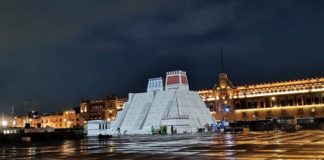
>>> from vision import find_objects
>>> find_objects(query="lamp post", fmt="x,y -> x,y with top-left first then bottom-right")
272,96 -> 279,132
223,105 -> 230,122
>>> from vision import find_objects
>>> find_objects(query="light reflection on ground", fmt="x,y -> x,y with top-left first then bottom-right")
1,130 -> 324,159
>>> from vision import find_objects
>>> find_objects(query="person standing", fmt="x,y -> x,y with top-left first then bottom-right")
117,127 -> 121,137
151,125 -> 155,135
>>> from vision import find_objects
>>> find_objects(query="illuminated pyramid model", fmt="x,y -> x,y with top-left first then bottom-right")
109,70 -> 216,134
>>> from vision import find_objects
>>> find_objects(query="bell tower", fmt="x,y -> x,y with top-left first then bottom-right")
212,47 -> 235,121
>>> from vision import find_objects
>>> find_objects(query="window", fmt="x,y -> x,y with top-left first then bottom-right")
209,105 -> 214,111
314,97 -> 319,104
306,98 -> 312,105
235,103 -> 241,109
272,101 -> 276,107
288,99 -> 294,106
253,102 -> 258,108
247,102 -> 252,108
99,124 -> 102,130
297,98 -> 302,105
260,102 -> 264,108
280,100 -> 286,107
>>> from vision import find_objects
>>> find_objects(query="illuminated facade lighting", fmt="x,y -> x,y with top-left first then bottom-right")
198,74 -> 324,121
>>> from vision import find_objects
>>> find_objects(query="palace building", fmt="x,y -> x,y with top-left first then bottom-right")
198,73 -> 324,125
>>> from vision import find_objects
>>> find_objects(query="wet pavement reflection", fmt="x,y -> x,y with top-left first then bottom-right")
1,130 -> 324,159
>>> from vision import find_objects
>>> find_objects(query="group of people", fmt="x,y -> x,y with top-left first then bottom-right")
116,123 -> 221,136
151,125 -> 177,135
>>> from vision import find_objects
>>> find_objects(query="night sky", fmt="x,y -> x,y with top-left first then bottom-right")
1,0 -> 323,114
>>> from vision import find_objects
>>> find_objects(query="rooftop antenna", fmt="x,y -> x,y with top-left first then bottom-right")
220,46 -> 224,73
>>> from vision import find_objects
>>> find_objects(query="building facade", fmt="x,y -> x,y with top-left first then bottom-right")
8,110 -> 41,128
80,95 -> 125,123
41,108 -> 83,128
198,73 -> 324,123
6,108 -> 83,129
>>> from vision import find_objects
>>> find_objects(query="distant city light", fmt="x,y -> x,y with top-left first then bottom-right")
1,120 -> 8,127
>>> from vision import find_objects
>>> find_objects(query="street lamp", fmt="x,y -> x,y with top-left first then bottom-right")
223,106 -> 230,122
271,96 -> 276,101
271,96 -> 279,132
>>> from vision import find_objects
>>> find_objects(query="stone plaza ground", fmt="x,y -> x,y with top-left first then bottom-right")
1,130 -> 324,159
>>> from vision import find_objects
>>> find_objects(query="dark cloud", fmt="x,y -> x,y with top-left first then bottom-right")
0,0 -> 323,113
